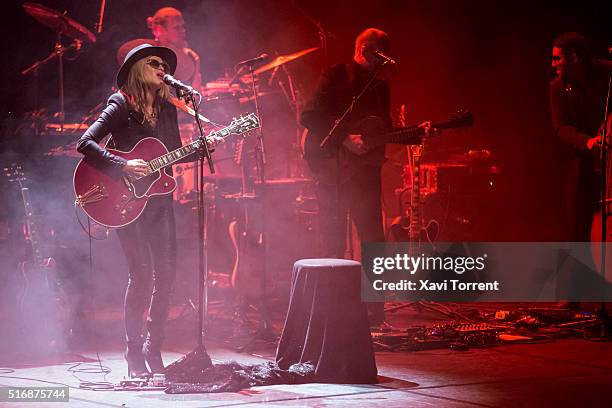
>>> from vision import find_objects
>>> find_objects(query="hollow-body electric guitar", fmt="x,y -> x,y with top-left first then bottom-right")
74,113 -> 260,228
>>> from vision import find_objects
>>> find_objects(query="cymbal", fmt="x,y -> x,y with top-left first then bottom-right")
23,3 -> 96,43
253,47 -> 319,75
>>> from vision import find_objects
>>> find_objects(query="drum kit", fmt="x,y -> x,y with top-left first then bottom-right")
19,2 -> 496,246
17,3 -> 324,335
20,2 -> 318,190
21,3 -> 96,133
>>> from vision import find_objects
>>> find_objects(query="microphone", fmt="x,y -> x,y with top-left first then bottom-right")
374,50 -> 396,65
163,74 -> 200,96
235,53 -> 269,69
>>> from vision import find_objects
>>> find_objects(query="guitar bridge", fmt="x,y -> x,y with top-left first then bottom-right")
76,183 -> 108,206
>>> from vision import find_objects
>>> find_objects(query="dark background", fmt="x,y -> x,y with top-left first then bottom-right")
0,1 -> 610,306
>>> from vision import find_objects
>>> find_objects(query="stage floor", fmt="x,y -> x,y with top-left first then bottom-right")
1,337 -> 611,407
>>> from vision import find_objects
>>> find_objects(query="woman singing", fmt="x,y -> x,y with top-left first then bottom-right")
77,44 -> 185,377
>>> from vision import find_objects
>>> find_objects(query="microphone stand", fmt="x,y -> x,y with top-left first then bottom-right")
21,36 -> 82,133
290,0 -> 335,65
249,66 -> 268,183
165,91 -> 215,375
319,61 -> 390,258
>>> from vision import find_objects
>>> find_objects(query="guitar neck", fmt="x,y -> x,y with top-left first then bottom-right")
384,117 -> 467,145
386,126 -> 424,145
20,186 -> 44,266
148,126 -> 235,172
148,115 -> 258,172
409,150 -> 422,242
148,139 -> 202,172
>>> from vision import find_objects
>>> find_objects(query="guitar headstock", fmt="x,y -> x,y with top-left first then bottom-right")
4,163 -> 26,185
448,110 -> 474,130
229,113 -> 260,136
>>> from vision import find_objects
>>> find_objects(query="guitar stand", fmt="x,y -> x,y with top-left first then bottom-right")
168,298 -> 198,323
234,302 -> 276,353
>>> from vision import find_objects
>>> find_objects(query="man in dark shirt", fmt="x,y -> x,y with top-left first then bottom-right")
550,32 -> 608,241
301,28 -> 393,324
301,28 -> 392,259
302,28 -> 434,324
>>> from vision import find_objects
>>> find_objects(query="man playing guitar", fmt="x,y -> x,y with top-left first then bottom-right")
300,28 -> 434,325
550,32 -> 609,242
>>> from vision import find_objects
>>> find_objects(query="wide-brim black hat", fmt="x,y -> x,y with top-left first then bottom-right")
116,43 -> 177,89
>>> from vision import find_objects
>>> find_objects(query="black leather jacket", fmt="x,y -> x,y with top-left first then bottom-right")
77,92 -> 184,175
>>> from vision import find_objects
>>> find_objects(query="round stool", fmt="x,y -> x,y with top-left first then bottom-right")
275,259 -> 377,383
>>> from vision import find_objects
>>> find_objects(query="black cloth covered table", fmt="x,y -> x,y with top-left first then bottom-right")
275,259 -> 378,383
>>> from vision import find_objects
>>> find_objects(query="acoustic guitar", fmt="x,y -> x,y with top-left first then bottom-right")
301,111 -> 474,185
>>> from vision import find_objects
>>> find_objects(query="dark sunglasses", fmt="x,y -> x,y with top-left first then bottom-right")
146,58 -> 171,73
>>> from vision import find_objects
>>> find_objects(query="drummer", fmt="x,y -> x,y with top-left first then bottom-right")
117,7 -> 201,91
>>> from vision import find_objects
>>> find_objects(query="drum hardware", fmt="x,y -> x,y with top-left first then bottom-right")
21,3 -> 96,133
45,143 -> 80,158
246,48 -> 316,178
252,47 -> 319,75
288,1 -> 335,64
23,3 -> 96,43
44,123 -> 89,132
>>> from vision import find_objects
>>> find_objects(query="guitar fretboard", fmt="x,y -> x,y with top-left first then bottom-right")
387,126 -> 423,144
149,141 -> 201,172
20,187 -> 44,267
147,123 -> 244,172
409,148 -> 423,242
384,116 -> 471,145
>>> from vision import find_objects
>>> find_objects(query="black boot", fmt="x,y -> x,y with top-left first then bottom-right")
125,342 -> 149,378
142,338 -> 165,373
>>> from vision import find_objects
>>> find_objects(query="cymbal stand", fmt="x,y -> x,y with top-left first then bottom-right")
21,35 -> 82,133
290,1 -> 335,64
235,64 -> 274,352
277,63 -> 305,177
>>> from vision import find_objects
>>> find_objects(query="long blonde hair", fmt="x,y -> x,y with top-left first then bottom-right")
121,58 -> 171,118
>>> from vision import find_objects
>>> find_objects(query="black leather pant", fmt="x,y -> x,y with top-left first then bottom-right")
116,196 -> 176,348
